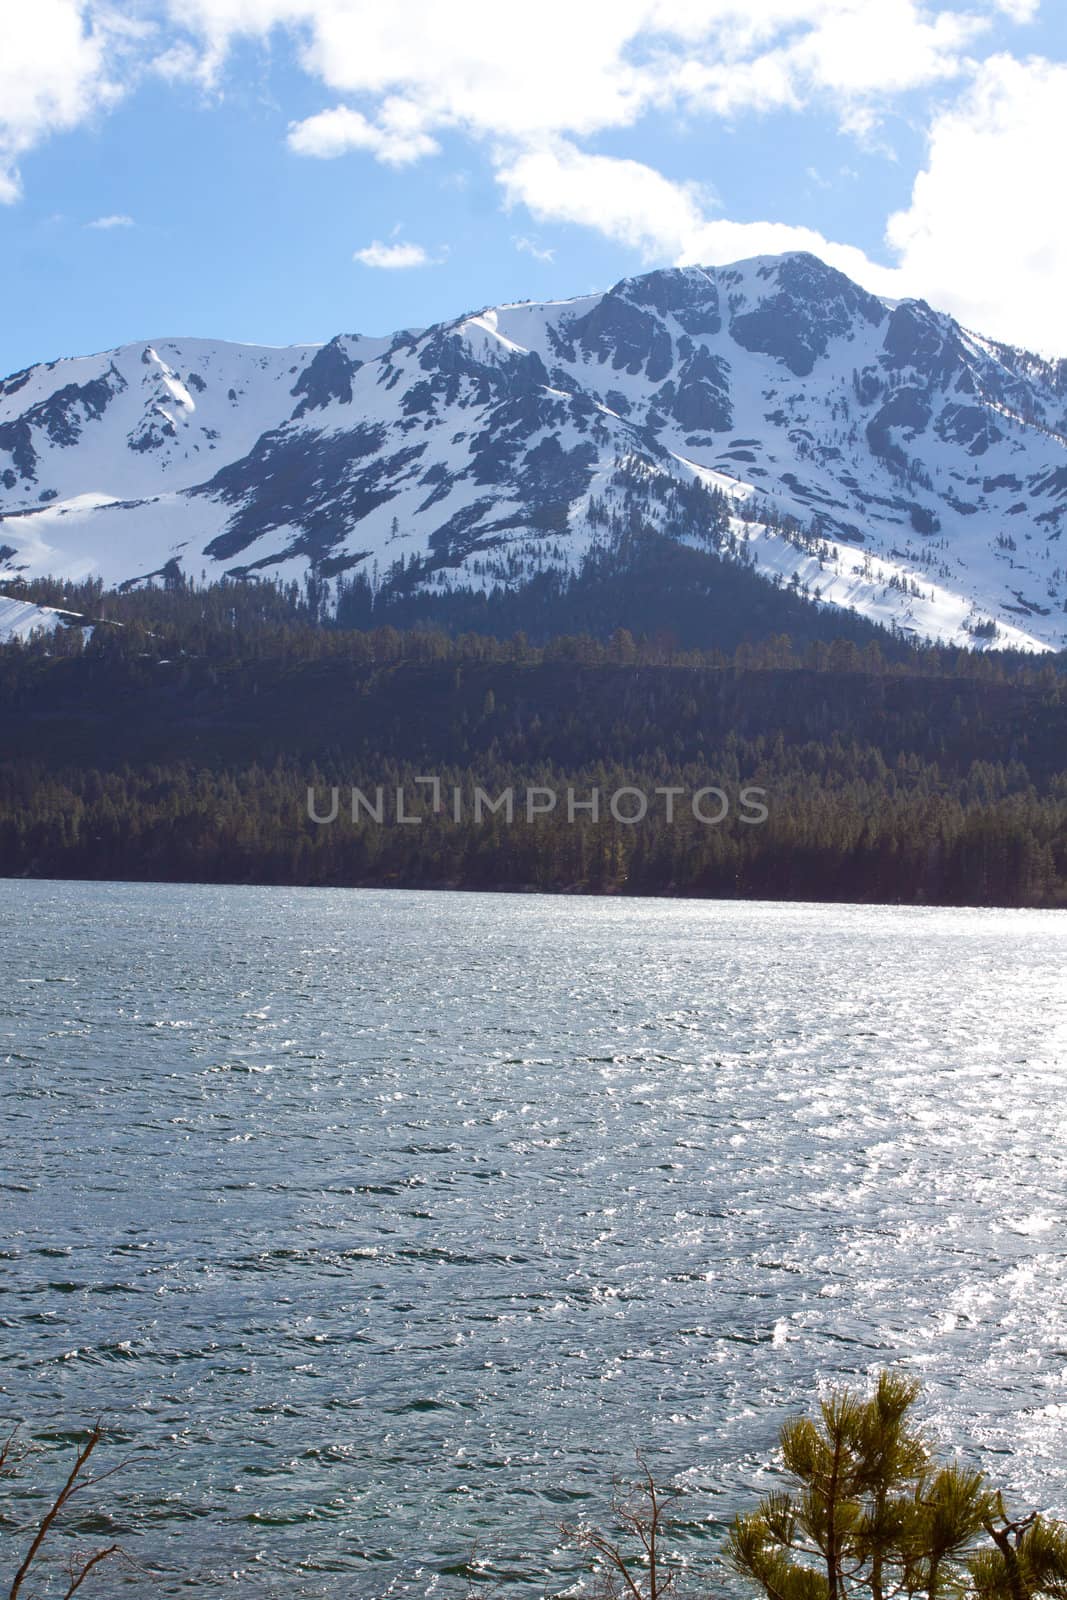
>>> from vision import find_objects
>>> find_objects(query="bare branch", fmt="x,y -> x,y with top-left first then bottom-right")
62,1544 -> 122,1599
6,1425 -> 126,1600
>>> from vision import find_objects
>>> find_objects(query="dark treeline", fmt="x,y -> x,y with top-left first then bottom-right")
4,757 -> 1062,907
1,575 -> 1065,903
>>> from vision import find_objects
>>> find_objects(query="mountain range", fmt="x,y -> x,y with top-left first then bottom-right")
3,251 -> 1067,651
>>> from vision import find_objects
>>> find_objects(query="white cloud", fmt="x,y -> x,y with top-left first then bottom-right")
513,235 -> 556,263
885,53 -> 1067,353
498,142 -> 709,261
991,0 -> 1039,18
86,212 -> 135,228
788,1 -> 986,99
1,1 -> 1040,196
0,0 -> 126,203
287,100 -> 439,166
167,0 -> 1021,149
180,0 -> 653,139
353,238 -> 434,268
664,0 -> 988,125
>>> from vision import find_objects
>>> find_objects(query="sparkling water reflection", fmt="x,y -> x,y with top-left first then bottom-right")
1,882 -> 1065,1596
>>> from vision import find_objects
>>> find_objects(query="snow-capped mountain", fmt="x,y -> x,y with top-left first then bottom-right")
3,252 -> 1067,651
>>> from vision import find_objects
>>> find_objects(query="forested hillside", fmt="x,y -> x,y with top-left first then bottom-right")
2,565 -> 1064,906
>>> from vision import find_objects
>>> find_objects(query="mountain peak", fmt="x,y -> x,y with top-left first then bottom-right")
2,254 -> 1066,652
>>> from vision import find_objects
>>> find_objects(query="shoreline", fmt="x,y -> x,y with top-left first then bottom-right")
3,870 -> 1065,912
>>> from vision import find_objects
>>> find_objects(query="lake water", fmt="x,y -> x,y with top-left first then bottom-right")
2,881 -> 1066,1597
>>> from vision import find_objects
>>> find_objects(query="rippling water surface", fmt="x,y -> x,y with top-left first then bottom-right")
1,881 -> 1066,1596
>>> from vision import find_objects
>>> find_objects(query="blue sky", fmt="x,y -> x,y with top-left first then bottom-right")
2,1 -> 1067,374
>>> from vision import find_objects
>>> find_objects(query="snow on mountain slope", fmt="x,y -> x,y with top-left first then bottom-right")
0,339 -> 315,506
0,594 -> 77,641
3,253 -> 1067,650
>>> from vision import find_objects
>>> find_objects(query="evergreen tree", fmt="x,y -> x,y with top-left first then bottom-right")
729,1374 -> 995,1600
